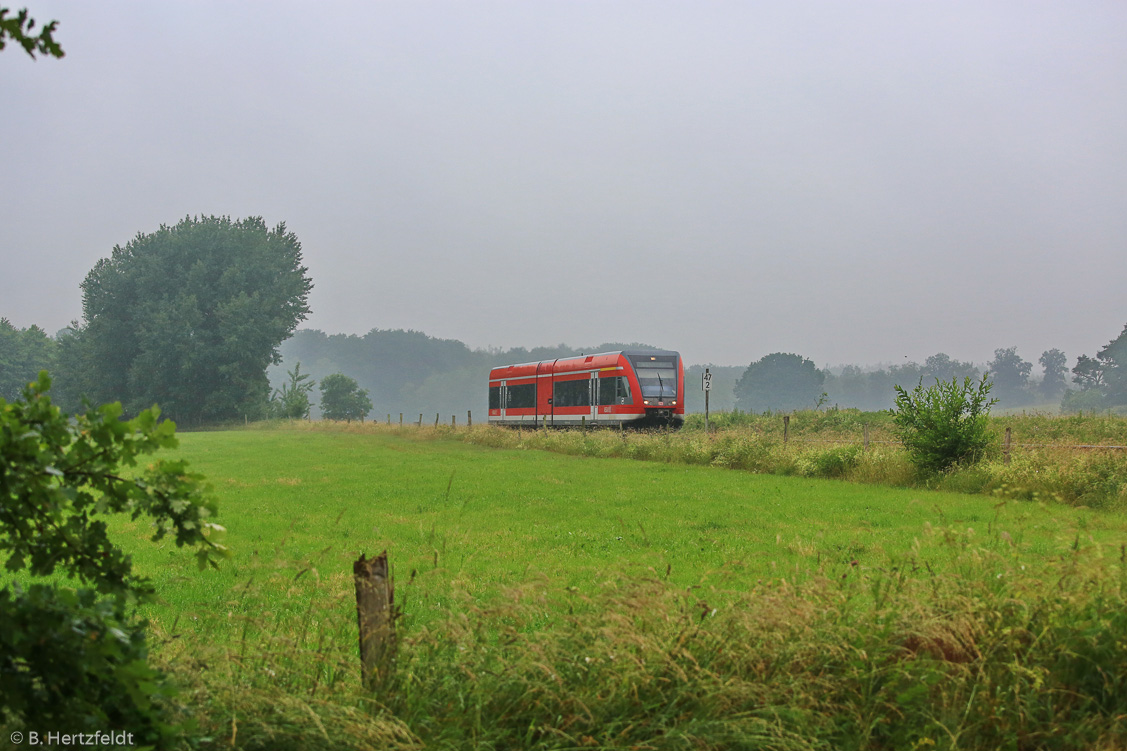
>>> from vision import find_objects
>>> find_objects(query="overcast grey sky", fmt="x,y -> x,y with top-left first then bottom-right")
3,1 -> 1125,368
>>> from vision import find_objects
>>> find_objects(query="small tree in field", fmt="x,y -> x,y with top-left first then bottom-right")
0,372 -> 226,740
269,361 -> 314,419
319,373 -> 372,422
891,375 -> 997,475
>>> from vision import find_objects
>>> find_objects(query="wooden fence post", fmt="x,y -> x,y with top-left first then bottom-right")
435,413 -> 439,427
581,415 -> 586,433
467,410 -> 472,427
418,413 -> 422,427
354,551 -> 396,691
783,415 -> 790,445
452,414 -> 456,427
399,412 -> 403,426
1004,427 -> 1012,466
863,423 -> 870,451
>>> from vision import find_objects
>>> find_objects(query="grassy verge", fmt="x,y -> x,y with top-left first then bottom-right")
449,410 -> 1127,509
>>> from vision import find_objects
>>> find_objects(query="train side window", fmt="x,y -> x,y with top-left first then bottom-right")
506,383 -> 536,408
616,376 -> 632,404
553,378 -> 590,407
489,386 -> 500,409
599,376 -> 631,405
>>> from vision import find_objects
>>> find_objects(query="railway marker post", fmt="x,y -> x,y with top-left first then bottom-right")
702,369 -> 712,432
1004,427 -> 1012,466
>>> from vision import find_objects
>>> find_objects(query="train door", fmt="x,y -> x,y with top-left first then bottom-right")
499,381 -> 507,422
590,372 -> 598,424
538,360 -> 555,427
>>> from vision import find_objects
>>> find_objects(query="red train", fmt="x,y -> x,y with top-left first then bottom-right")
488,349 -> 684,429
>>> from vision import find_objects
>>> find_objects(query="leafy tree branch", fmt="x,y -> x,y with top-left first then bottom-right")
0,372 -> 226,737
0,6 -> 63,59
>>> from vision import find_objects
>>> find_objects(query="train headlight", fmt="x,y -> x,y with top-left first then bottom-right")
672,401 -> 677,405
643,400 -> 650,405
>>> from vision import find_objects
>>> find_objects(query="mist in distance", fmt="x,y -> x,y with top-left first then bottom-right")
2,1 -> 1125,370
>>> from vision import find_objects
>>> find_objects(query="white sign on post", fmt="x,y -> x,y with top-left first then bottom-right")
703,368 -> 712,432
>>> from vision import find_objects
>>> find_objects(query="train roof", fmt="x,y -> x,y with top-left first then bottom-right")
490,349 -> 680,372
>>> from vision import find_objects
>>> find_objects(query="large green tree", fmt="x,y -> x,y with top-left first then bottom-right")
734,352 -> 825,413
72,216 -> 313,424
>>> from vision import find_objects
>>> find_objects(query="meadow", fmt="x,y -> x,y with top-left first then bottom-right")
101,421 -> 1127,749
462,409 -> 1127,509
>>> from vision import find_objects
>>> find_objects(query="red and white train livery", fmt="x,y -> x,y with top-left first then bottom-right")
488,350 -> 684,429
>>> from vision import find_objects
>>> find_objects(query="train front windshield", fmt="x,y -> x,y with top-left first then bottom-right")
629,355 -> 679,399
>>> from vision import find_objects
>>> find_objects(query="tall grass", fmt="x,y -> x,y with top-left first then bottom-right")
120,422 -> 1127,748
163,530 -> 1127,750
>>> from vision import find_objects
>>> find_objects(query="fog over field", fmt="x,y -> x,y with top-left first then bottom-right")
3,1 -> 1126,368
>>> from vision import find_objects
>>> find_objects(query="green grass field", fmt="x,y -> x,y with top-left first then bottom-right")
95,423 -> 1127,749
130,426 -> 1115,628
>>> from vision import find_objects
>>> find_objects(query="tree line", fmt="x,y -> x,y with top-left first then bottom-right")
271,329 -> 660,421
0,213 -> 658,423
3,213 -> 1127,421
722,337 -> 1127,415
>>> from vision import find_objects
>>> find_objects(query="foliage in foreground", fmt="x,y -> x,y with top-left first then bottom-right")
0,6 -> 64,59
166,528 -> 1127,750
0,373 -> 225,741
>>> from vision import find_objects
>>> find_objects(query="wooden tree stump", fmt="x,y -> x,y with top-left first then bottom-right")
354,551 -> 396,690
